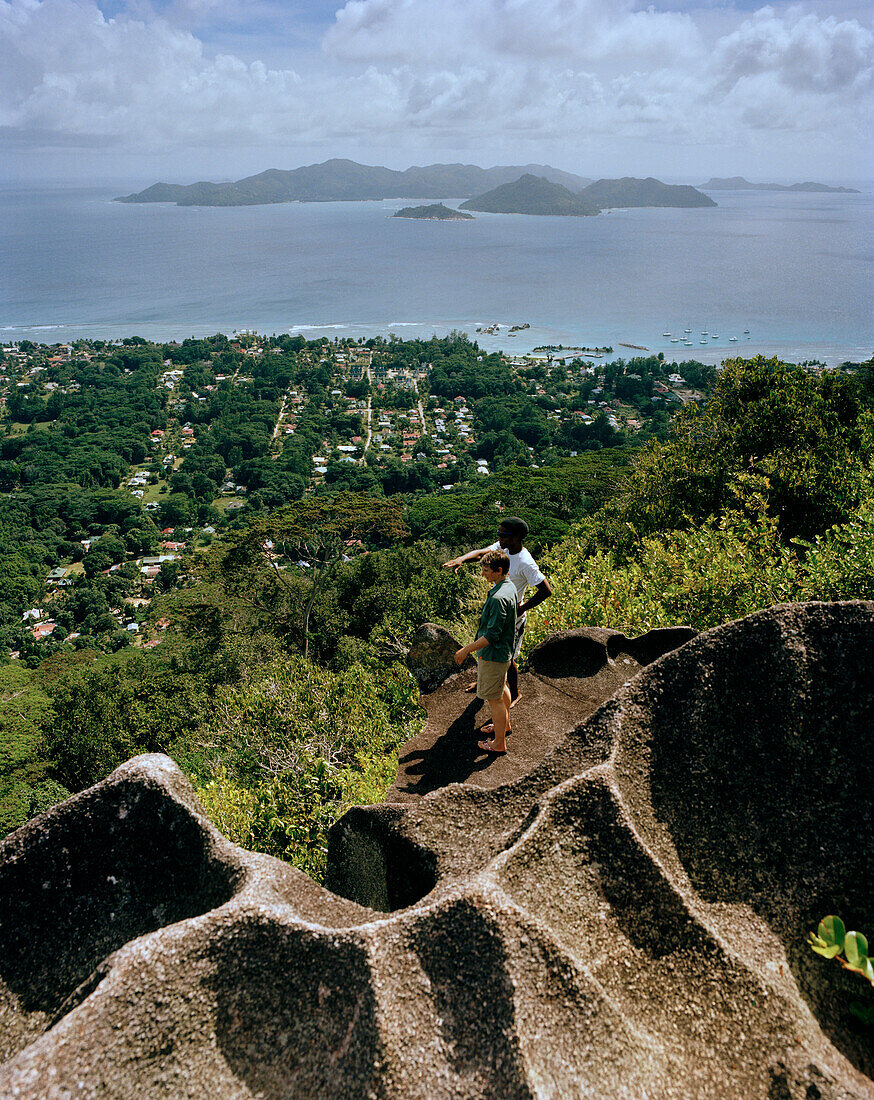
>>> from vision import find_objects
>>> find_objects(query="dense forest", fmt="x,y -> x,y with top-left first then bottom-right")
2,333 -> 872,880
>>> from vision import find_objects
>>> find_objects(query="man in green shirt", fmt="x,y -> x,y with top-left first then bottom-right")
454,549 -> 517,756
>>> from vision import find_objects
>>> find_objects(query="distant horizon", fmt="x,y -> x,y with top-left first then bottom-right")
3,183 -> 870,365
3,160 -> 872,194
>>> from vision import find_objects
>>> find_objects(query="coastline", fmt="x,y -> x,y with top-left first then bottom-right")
2,317 -> 868,368
2,188 -> 871,369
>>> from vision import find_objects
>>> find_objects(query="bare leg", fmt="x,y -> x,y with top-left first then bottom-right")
481,692 -> 509,753
508,660 -> 520,707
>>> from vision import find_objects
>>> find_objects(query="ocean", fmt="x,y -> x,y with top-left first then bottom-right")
1,184 -> 872,365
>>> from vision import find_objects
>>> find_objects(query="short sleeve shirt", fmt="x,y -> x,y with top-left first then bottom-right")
488,543 -> 545,620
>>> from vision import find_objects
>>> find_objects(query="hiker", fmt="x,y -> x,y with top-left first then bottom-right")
444,517 -> 552,706
454,549 -> 517,755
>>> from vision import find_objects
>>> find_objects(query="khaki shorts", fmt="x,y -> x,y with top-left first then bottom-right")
477,659 -> 510,701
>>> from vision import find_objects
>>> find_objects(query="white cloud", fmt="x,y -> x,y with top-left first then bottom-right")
0,0 -> 870,178
323,0 -> 703,66
713,6 -> 873,94
0,0 -> 309,147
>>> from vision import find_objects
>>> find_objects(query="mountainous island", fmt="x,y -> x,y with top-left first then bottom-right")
115,159 -> 717,213
392,203 -> 473,220
701,176 -> 860,194
114,159 -> 592,207
460,174 -> 600,216
582,176 -> 717,208
460,174 -> 715,215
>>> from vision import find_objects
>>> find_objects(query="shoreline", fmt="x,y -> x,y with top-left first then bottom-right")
1,319 -> 869,368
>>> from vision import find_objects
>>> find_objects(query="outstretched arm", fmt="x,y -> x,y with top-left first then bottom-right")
443,545 -> 494,573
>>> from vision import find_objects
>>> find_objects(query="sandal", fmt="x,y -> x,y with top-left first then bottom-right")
479,723 -> 511,737
477,739 -> 507,756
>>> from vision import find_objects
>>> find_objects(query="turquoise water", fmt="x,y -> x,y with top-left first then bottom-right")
1,185 -> 871,365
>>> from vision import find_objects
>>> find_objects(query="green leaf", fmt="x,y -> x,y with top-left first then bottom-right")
845,931 -> 869,969
817,915 -> 846,950
809,938 -> 843,959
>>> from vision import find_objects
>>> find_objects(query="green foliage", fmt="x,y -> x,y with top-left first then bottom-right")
27,613 -> 424,881
39,649 -> 214,790
522,504 -> 794,647
809,915 -> 847,959
0,655 -> 89,837
809,915 -> 874,1025
190,655 -> 423,879
603,357 -> 873,545
330,541 -> 476,658
521,486 -> 874,652
216,492 -> 411,657
405,452 -> 631,552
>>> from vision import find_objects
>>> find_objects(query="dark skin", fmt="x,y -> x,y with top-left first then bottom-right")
443,524 -> 552,705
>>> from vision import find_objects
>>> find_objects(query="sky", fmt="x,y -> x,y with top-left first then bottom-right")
1,0 -> 872,187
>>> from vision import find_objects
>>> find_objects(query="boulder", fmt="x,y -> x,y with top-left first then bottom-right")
405,621 -> 473,692
0,603 -> 871,1098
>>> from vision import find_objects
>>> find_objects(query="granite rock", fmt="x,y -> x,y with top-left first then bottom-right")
0,603 -> 872,1099
405,621 -> 474,692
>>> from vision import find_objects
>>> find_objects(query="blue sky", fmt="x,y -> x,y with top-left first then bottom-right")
1,0 -> 871,185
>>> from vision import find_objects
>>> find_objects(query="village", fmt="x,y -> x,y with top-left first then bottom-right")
0,331 -> 711,653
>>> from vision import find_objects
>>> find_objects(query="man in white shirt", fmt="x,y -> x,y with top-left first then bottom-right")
444,517 -> 552,707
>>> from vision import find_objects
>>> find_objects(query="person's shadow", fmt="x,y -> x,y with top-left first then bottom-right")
394,698 -> 499,795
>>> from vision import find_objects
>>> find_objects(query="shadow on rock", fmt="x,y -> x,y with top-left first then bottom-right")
207,914 -> 379,1100
393,697 -> 500,796
621,603 -> 874,1080
0,757 -> 239,1061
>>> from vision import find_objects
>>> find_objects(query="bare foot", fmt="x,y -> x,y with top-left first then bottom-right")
464,682 -> 477,693
477,739 -> 507,756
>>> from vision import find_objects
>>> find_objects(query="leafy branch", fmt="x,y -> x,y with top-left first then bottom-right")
808,915 -> 874,1025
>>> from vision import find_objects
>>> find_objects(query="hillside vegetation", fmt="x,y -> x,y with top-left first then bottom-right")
3,345 -> 873,882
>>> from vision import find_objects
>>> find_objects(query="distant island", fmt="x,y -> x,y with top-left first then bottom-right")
393,203 -> 473,221
581,177 -> 716,208
115,159 -> 592,207
701,176 -> 860,194
115,160 -> 721,216
460,175 -> 600,216
460,174 -> 715,215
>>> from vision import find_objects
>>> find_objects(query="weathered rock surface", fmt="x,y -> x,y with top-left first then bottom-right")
1,603 -> 872,1098
405,621 -> 475,692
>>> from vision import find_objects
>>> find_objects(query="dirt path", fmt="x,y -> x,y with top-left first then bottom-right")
361,367 -> 373,458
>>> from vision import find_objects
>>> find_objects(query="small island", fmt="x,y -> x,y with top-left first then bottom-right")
700,176 -> 860,194
392,203 -> 473,221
